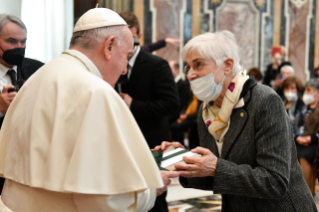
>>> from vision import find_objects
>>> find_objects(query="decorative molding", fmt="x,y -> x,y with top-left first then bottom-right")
134,0 -> 144,45
150,0 -> 157,44
260,0 -> 271,73
192,0 -> 201,37
315,0 -> 319,67
304,0 -> 313,80
291,0 -> 309,8
273,0 -> 282,46
179,1 -> 187,75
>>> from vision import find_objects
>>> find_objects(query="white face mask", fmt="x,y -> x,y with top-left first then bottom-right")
302,94 -> 315,105
284,92 -> 297,102
190,64 -> 225,102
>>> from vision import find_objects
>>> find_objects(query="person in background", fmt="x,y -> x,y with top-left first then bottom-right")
282,76 -> 304,123
247,67 -> 262,83
294,78 -> 319,196
273,65 -> 295,99
117,11 -> 179,212
263,45 -> 291,87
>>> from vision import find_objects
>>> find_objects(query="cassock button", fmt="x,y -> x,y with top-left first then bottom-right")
240,112 -> 244,117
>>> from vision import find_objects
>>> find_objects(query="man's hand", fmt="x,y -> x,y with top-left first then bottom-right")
152,141 -> 186,152
0,85 -> 17,114
156,171 -> 179,196
119,93 -> 133,108
164,38 -> 181,47
175,147 -> 218,177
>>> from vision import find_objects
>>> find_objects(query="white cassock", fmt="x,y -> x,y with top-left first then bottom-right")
0,50 -> 163,212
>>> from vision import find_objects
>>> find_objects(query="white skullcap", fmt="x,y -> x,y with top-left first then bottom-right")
73,8 -> 127,33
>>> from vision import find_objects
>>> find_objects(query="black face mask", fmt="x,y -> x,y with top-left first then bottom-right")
0,46 -> 25,66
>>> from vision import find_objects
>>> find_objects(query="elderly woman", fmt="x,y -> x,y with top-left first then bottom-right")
155,31 -> 316,211
282,76 -> 304,122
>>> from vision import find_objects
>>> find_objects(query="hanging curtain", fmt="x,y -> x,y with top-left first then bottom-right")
21,0 -> 73,63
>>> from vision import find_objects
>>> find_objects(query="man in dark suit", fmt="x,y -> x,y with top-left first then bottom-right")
0,14 -> 43,194
116,11 -> 179,212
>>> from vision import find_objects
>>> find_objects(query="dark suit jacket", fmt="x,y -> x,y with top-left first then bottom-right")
181,79 -> 316,212
0,58 -> 43,128
116,49 -> 179,149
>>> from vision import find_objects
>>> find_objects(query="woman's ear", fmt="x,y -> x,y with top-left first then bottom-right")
103,36 -> 116,60
223,58 -> 234,75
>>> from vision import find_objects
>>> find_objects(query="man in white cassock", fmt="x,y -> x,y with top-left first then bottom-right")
0,8 -> 178,212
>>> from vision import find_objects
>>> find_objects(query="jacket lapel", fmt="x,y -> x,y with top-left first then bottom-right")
129,50 -> 147,82
221,90 -> 251,159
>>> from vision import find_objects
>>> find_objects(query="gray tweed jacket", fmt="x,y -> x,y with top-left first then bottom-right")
180,83 -> 317,212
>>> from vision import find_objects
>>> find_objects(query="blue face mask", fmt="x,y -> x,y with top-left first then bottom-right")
190,63 -> 225,102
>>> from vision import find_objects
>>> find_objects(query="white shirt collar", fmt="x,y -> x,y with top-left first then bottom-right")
128,46 -> 140,68
175,75 -> 181,83
0,63 -> 17,78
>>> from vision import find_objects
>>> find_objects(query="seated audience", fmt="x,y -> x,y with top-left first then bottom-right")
247,67 -> 262,83
282,76 -> 304,123
294,78 -> 319,196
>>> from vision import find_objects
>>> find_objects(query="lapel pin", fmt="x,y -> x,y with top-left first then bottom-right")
240,112 -> 244,117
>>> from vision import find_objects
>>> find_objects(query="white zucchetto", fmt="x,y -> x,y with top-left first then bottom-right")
73,8 -> 127,33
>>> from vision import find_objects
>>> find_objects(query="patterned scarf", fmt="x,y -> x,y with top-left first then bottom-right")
203,70 -> 248,141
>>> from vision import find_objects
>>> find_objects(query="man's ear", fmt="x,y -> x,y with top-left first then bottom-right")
103,35 -> 116,60
138,32 -> 142,40
224,58 -> 234,75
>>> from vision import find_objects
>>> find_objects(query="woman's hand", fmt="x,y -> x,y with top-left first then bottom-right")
175,147 -> 218,177
152,141 -> 186,152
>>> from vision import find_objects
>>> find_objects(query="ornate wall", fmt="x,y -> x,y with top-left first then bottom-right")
101,0 -> 319,83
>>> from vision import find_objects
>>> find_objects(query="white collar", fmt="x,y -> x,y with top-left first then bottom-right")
175,75 -> 181,83
128,46 -> 140,68
0,63 -> 17,78
66,50 -> 102,79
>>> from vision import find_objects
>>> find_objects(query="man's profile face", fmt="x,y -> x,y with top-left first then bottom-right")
108,27 -> 133,87
0,21 -> 27,67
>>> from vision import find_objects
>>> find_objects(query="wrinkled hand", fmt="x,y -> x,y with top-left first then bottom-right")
175,147 -> 218,178
119,93 -> 132,108
156,171 -> 179,196
164,38 -> 181,47
0,85 -> 17,114
152,141 -> 186,152
296,136 -> 311,146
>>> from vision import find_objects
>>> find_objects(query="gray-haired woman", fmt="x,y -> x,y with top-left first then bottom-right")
155,31 -> 316,211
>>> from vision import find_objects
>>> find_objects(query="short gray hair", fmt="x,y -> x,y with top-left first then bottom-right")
181,30 -> 241,75
70,25 -> 128,50
280,65 -> 294,75
0,14 -> 27,35
306,78 -> 319,91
